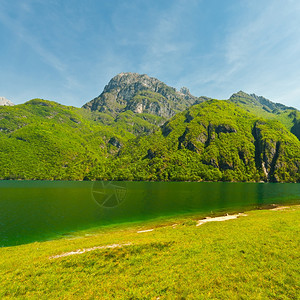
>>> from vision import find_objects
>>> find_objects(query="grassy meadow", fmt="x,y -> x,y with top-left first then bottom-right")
0,205 -> 299,299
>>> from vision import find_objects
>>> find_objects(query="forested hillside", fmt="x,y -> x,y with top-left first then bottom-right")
1,73 -> 299,182
229,91 -> 300,140
87,101 -> 300,182
0,99 -> 133,180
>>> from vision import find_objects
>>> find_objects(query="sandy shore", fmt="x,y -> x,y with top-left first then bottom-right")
196,213 -> 247,226
49,204 -> 299,259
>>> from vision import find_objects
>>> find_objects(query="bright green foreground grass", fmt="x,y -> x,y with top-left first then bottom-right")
0,206 -> 299,299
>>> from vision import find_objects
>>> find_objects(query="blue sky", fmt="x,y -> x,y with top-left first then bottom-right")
1,0 -> 300,109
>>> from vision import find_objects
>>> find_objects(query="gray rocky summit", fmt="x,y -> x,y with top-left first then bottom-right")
83,72 -> 199,118
0,97 -> 14,106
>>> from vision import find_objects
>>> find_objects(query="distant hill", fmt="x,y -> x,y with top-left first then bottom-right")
228,91 -> 300,140
229,91 -> 296,113
0,97 -> 14,106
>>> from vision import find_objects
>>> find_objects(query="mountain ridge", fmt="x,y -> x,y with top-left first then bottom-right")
229,91 -> 297,112
228,90 -> 300,140
87,100 -> 300,182
1,73 -> 299,182
81,72 -> 300,139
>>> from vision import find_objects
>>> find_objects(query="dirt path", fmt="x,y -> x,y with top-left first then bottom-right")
49,243 -> 131,259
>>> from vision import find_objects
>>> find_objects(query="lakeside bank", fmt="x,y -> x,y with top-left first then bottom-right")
0,204 -> 299,299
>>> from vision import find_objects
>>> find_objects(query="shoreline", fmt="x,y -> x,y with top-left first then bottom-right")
1,202 -> 299,249
47,203 -> 300,259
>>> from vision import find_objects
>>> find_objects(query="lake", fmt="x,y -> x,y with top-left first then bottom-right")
0,181 -> 299,247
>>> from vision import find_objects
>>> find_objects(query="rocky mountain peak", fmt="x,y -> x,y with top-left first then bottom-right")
101,72 -> 170,101
104,72 -> 153,90
0,97 -> 14,106
179,87 -> 190,95
178,87 -> 194,99
83,72 -> 199,118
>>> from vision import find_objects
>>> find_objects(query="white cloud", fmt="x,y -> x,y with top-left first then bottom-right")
221,1 -> 300,107
1,0 -> 300,109
1,2 -> 89,84
177,1 -> 300,108
137,0 -> 197,78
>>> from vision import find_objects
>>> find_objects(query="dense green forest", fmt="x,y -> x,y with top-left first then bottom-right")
1,73 -> 299,182
87,100 -> 300,182
0,99 -> 133,180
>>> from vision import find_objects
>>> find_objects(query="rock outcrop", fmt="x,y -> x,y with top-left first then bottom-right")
83,72 -> 199,118
0,97 -> 14,106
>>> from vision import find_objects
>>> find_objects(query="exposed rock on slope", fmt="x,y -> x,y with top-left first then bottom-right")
1,73 -> 300,182
83,72 -> 199,118
0,97 -> 14,106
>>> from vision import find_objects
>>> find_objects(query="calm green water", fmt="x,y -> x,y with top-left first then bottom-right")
0,181 -> 299,247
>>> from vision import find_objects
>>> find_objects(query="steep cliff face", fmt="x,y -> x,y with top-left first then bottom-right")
82,74 -> 300,142
252,122 -> 281,181
83,72 -> 199,118
125,90 -> 175,118
290,111 -> 300,140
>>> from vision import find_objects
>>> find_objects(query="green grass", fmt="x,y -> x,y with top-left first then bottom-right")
228,91 -> 300,139
0,205 -> 299,299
